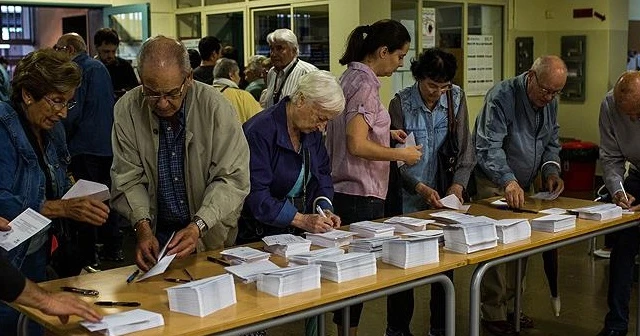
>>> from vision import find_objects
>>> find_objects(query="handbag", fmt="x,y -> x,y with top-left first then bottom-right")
435,90 -> 459,196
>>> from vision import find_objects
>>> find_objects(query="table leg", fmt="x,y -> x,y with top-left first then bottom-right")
470,263 -> 490,336
318,313 -> 325,336
443,273 -> 456,336
342,306 -> 350,336
514,258 -> 522,332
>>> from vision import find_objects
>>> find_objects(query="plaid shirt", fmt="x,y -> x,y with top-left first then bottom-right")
157,105 -> 190,229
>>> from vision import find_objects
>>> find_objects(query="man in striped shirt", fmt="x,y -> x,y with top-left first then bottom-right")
260,28 -> 317,108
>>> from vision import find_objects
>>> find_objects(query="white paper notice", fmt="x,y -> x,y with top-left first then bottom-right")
395,132 -> 416,168
0,208 -> 51,251
62,179 -> 110,202
137,232 -> 176,282
440,194 -> 471,212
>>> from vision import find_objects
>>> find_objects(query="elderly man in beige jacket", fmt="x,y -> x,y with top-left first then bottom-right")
110,35 -> 250,271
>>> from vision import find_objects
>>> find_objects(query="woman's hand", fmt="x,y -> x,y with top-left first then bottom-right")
390,130 -> 408,143
402,145 -> 423,165
291,213 -> 334,233
416,183 -> 443,208
43,197 -> 110,226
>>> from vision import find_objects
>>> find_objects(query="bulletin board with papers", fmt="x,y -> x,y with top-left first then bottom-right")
466,35 -> 494,96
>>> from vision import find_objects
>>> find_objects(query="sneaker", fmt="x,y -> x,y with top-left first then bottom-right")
594,248 -> 612,258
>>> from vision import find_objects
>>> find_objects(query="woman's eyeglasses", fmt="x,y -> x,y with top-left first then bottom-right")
43,96 -> 76,111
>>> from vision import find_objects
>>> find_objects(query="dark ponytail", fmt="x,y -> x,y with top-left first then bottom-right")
339,19 -> 410,65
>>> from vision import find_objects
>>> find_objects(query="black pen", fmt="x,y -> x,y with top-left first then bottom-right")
61,286 -> 99,297
95,301 -> 141,307
207,256 -> 231,266
183,268 -> 195,281
126,269 -> 140,284
497,205 -> 538,214
164,277 -> 190,284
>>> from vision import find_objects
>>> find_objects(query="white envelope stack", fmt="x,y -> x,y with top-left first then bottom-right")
494,219 -> 531,244
571,203 -> 623,221
305,230 -> 357,247
220,246 -> 271,264
530,214 -> 576,233
349,236 -> 400,258
288,247 -> 345,266
166,274 -> 236,317
431,211 -> 497,254
382,233 -> 441,269
80,309 -> 164,336
257,265 -> 321,297
262,234 -> 312,257
383,216 -> 434,233
316,252 -> 377,283
349,221 -> 395,238
225,260 -> 280,283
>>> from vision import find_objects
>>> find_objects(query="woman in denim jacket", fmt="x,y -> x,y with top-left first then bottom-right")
0,49 -> 110,336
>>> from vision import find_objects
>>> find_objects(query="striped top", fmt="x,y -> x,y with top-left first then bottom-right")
260,58 -> 317,108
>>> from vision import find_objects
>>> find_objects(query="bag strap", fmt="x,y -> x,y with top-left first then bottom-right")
301,147 -> 310,213
446,90 -> 456,135
220,85 -> 230,92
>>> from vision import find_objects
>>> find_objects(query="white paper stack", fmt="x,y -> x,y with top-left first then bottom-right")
571,203 -> 623,221
432,212 -> 497,254
262,234 -> 312,257
257,265 -> 321,297
349,221 -> 395,238
220,246 -> 271,265
382,235 -> 440,269
288,247 -> 345,266
429,210 -> 480,224
80,309 -> 164,336
349,236 -> 400,258
166,274 -> 236,317
383,216 -> 434,233
316,252 -> 377,283
305,230 -> 357,247
494,219 -> 531,244
224,259 -> 280,283
530,214 -> 576,233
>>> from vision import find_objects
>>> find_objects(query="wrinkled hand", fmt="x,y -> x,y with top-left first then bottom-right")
402,145 -> 423,165
446,183 -> 465,203
166,223 -> 199,258
390,129 -> 408,143
613,190 -> 639,210
134,222 -> 159,271
63,197 -> 110,226
41,292 -> 102,324
417,183 -> 443,208
504,180 -> 525,209
323,210 -> 341,228
292,213 -> 334,233
0,216 -> 10,231
545,175 -> 565,195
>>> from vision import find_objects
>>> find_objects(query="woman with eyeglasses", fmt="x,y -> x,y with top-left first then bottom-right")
0,49 -> 109,336
384,48 -> 475,336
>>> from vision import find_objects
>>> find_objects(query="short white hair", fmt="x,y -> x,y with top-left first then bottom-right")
213,58 -> 239,79
291,70 -> 345,115
267,28 -> 299,56
246,55 -> 267,73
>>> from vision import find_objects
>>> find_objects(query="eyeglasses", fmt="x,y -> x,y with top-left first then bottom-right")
532,72 -> 563,97
422,79 -> 452,93
43,96 -> 76,111
141,76 -> 188,102
53,45 -> 67,51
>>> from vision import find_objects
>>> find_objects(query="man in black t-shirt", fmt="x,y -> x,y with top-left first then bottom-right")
94,28 -> 139,100
193,36 -> 221,85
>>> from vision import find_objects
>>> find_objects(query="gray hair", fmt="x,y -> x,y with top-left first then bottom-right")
531,55 -> 567,79
137,35 -> 191,77
291,70 -> 345,115
267,28 -> 299,56
213,58 -> 239,80
246,55 -> 267,73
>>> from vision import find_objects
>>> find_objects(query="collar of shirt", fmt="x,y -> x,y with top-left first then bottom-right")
276,57 -> 299,75
347,62 -> 381,88
213,78 -> 239,89
158,103 -> 186,127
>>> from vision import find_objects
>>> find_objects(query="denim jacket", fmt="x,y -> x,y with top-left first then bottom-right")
0,102 -> 71,266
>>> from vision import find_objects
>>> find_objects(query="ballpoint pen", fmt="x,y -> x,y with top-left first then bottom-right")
620,181 -> 630,202
207,255 -> 231,266
60,286 -> 99,297
95,301 -> 141,307
126,269 -> 140,284
316,205 -> 328,218
183,268 -> 195,281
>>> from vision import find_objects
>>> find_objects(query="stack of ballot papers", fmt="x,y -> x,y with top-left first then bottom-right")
571,203 -> 623,221
431,212 -> 497,254
429,210 -> 480,224
305,230 -> 357,247
383,216 -> 434,233
137,232 -> 176,282
494,219 -> 531,244
225,259 -> 280,283
349,236 -> 400,258
62,179 -> 110,202
440,194 -> 471,212
220,246 -> 271,264
382,234 -> 440,269
257,265 -> 321,297
530,214 -> 576,233
80,309 -> 164,336
262,234 -> 312,257
316,252 -> 377,283
166,274 -> 236,317
288,247 -> 345,266
349,221 -> 395,238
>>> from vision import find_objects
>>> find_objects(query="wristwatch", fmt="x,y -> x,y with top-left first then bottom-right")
194,217 -> 208,238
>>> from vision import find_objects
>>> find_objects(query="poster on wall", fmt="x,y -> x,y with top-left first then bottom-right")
467,35 -> 494,96
422,8 -> 436,49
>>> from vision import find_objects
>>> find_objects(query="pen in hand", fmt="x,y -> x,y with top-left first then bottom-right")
620,181 -> 630,203
316,205 -> 328,218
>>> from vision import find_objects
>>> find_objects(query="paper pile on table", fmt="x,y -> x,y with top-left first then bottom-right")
349,236 -> 400,258
166,274 -> 236,317
316,252 -> 377,283
262,234 -> 312,257
224,260 -> 280,283
257,265 -> 321,297
530,214 -> 576,233
288,247 -> 345,266
80,309 -> 164,336
571,203 -> 623,221
349,221 -> 395,238
383,216 -> 434,233
305,230 -> 357,247
494,219 -> 531,244
220,246 -> 271,265
431,211 -> 497,254
382,233 -> 441,269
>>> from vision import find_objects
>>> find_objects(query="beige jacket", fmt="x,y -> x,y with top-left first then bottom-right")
110,81 -> 250,250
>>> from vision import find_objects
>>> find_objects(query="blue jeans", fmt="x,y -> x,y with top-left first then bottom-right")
604,171 -> 640,331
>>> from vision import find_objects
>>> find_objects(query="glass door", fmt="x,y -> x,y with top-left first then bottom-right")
293,5 -> 329,70
251,7 -> 290,57
103,4 -> 150,64
207,11 -> 244,67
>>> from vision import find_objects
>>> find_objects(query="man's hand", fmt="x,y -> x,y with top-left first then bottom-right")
545,175 -> 565,195
62,197 -> 110,226
390,129 -> 408,143
504,180 -> 525,209
324,210 -> 341,228
416,183 -> 443,208
41,292 -> 102,324
0,216 -> 10,231
134,221 -> 159,271
613,190 -> 639,210
291,213 -> 334,233
446,183 -> 465,202
166,223 -> 199,258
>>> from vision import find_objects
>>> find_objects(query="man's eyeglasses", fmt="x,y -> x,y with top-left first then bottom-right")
423,79 -> 453,93
142,76 -> 188,102
532,72 -> 563,97
53,45 -> 67,52
43,96 -> 76,111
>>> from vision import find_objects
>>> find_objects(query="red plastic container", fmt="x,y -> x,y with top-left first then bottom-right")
560,141 -> 599,192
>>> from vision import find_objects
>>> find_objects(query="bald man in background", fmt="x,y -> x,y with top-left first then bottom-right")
597,71 -> 640,336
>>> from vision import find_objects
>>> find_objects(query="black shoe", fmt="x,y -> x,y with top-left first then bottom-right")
507,312 -> 534,329
596,328 -> 628,336
481,320 -> 518,336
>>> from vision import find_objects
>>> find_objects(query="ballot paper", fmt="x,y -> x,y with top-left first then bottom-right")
0,208 -> 51,251
166,274 -> 236,317
305,230 -> 356,247
531,191 -> 560,201
383,216 -> 434,233
80,309 -> 164,336
225,259 -> 280,283
395,132 -> 416,167
494,219 -> 531,244
262,234 -> 311,257
62,179 -> 110,202
220,246 -> 271,264
288,247 -> 345,266
257,265 -> 321,297
440,194 -> 471,212
571,203 -> 623,221
137,232 -> 177,282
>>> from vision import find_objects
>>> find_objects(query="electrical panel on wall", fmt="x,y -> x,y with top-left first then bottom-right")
515,37 -> 533,75
560,35 -> 586,102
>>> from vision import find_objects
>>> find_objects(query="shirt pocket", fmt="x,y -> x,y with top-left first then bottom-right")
407,129 -> 428,149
